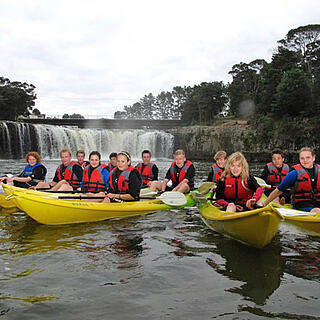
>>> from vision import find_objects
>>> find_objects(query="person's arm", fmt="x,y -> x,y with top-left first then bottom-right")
73,165 -> 83,181
31,166 -> 47,181
152,165 -> 159,181
102,168 -> 110,189
215,180 -> 229,208
260,165 -> 269,183
207,168 -> 213,182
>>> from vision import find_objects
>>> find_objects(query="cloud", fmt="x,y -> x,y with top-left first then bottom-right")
0,0 -> 320,117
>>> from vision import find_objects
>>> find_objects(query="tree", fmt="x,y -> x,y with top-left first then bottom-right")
0,77 -> 37,120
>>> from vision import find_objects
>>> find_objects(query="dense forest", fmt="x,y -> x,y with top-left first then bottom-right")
114,24 -> 320,127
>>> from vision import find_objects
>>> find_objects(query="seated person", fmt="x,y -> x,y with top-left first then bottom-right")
0,151 -> 46,188
207,150 -> 227,183
35,149 -> 83,191
261,148 -> 290,204
215,152 -> 263,212
106,152 -> 117,172
76,150 -> 90,169
81,151 -> 110,194
149,149 -> 195,194
263,147 -> 320,213
103,151 -> 142,202
135,150 -> 159,188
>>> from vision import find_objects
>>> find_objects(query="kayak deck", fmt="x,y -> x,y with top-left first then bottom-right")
200,201 -> 282,249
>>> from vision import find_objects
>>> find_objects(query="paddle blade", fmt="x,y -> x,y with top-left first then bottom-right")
157,191 -> 187,206
254,176 -> 271,188
198,182 -> 215,194
190,191 -> 208,202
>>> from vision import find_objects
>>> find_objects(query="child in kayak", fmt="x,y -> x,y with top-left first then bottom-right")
0,151 -> 47,188
135,149 -> 159,188
103,151 -> 142,202
149,149 -> 195,194
215,152 -> 263,212
207,150 -> 227,183
260,148 -> 290,204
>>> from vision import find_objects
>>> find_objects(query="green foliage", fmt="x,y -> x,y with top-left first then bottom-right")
62,113 -> 84,119
0,77 -> 37,120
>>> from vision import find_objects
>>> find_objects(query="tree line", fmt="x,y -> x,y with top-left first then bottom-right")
1,24 -> 319,125
115,24 -> 320,125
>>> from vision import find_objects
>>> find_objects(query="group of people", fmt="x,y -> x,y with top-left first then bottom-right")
207,147 -> 320,213
1,146 -> 320,213
0,148 -> 196,203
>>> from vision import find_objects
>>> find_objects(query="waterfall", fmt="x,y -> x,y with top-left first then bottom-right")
0,121 -> 174,160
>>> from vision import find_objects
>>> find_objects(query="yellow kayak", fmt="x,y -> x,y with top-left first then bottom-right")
199,201 -> 282,249
275,207 -> 320,234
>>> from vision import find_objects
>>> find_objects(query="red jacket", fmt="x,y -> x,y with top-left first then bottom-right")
223,176 -> 254,205
108,165 -> 136,193
82,165 -> 107,192
56,162 -> 82,189
266,162 -> 289,189
136,162 -> 155,186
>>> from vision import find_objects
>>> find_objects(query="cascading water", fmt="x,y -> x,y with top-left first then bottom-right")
0,121 -> 175,160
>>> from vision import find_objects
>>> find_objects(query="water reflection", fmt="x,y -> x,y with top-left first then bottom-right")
198,230 -> 283,305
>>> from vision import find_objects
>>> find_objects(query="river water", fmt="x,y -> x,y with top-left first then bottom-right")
1,159 -> 320,320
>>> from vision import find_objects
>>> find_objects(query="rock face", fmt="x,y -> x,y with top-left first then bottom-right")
168,123 -> 274,162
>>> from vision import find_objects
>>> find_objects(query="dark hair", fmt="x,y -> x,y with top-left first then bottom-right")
142,150 -> 151,157
109,152 -> 117,159
272,149 -> 284,158
89,151 -> 101,160
118,151 -> 131,162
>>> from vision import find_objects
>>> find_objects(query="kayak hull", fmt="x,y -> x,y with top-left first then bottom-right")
200,202 -> 282,249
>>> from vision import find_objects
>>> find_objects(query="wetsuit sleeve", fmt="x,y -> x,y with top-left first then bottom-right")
129,171 -> 142,200
215,180 -> 229,208
152,165 -> 159,181
73,165 -> 83,181
277,170 -> 297,192
32,165 -> 47,180
165,168 -> 171,180
102,168 -> 110,189
207,168 -> 213,182
260,165 -> 269,183
185,164 -> 195,182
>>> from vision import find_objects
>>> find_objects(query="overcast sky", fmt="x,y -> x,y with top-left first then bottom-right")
1,0 -> 319,118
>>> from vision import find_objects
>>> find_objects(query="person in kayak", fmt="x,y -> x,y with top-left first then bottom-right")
215,152 -> 263,212
103,151 -> 142,202
207,150 -> 227,183
81,151 -> 110,195
135,150 -> 159,189
0,151 -> 47,188
34,149 -> 83,191
106,152 -> 117,172
149,149 -> 195,194
76,150 -> 90,169
262,147 -> 320,213
260,148 -> 290,204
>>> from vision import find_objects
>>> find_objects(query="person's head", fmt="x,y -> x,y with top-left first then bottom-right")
222,152 -> 249,180
173,149 -> 186,168
109,152 -> 117,166
214,150 -> 227,169
76,150 -> 85,163
26,151 -> 41,165
117,151 -> 131,171
271,148 -> 285,168
60,148 -> 72,166
89,151 -> 101,168
299,147 -> 315,169
142,150 -> 151,164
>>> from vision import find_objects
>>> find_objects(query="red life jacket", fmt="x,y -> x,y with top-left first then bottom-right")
136,162 -> 155,186
170,160 -> 193,184
266,162 -> 290,189
82,165 -> 107,192
78,161 -> 89,169
223,176 -> 254,205
210,164 -> 223,183
56,161 -> 82,189
108,165 -> 137,193
292,164 -> 320,206
106,162 -> 116,172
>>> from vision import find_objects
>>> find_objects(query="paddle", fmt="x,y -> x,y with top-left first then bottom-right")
275,207 -> 317,217
254,176 -> 271,189
197,181 -> 216,194
49,191 -> 187,206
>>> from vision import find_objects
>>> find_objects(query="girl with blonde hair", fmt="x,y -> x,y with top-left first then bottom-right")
215,152 -> 263,212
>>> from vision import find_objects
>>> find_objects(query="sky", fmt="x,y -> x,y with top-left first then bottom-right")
1,0 -> 319,118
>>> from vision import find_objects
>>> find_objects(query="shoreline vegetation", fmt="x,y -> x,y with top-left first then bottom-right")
1,24 -> 320,159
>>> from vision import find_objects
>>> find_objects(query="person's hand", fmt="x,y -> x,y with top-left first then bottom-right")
235,204 -> 244,211
246,198 -> 256,209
